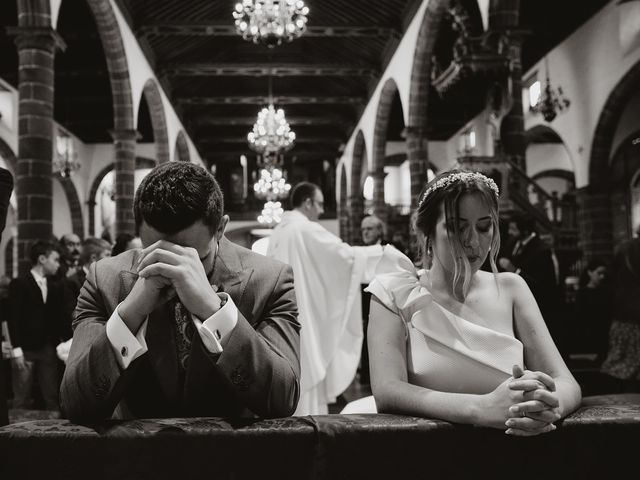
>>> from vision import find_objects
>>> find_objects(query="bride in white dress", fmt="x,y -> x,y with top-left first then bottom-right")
356,170 -> 581,436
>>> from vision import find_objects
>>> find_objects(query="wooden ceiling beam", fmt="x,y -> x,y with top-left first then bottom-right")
161,63 -> 377,77
190,115 -> 350,127
198,136 -> 343,144
138,23 -> 400,39
179,96 -> 365,105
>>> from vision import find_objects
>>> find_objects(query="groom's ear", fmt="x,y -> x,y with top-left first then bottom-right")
215,215 -> 229,241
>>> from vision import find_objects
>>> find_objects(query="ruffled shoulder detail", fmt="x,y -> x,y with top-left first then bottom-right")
364,245 -> 432,320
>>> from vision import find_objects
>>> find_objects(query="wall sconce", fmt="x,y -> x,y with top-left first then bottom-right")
460,128 -> 476,155
54,132 -> 81,177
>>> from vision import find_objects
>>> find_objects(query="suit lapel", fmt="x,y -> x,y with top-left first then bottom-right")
209,237 -> 252,309
118,250 -> 180,407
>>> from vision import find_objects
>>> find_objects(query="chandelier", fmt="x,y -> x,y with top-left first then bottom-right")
254,166 -> 291,201
54,132 -> 81,177
233,0 -> 309,47
530,59 -> 570,123
248,104 -> 296,155
258,200 -> 284,225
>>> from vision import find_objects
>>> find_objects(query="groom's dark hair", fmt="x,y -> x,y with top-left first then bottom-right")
134,162 -> 224,235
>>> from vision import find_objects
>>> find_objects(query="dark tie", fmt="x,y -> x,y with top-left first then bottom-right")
173,301 -> 195,372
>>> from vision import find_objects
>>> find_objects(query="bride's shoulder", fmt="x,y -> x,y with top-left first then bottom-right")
493,271 -> 530,296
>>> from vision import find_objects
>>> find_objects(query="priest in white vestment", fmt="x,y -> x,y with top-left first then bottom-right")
267,182 -> 382,415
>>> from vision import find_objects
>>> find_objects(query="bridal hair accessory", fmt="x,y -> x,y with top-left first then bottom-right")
419,172 -> 499,207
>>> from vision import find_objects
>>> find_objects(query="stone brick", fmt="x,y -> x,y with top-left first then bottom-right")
17,137 -> 51,161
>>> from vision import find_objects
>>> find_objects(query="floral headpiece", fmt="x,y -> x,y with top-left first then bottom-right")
419,172 -> 499,207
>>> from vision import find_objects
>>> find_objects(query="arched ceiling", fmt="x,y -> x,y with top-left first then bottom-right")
0,0 -> 610,168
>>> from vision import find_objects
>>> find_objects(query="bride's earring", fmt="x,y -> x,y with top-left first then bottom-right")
427,242 -> 433,257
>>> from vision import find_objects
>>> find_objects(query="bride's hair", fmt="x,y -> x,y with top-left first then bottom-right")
414,169 -> 501,300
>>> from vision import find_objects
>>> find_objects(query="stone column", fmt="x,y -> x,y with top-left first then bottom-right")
11,27 -> 65,276
110,129 -> 139,236
489,0 -> 526,169
348,194 -> 364,245
404,126 -> 428,207
575,187 -> 613,261
371,168 -> 387,222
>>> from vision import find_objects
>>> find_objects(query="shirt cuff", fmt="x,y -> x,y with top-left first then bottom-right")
193,293 -> 237,354
12,347 -> 23,358
106,303 -> 149,369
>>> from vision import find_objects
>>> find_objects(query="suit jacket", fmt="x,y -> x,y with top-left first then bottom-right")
60,237 -> 300,422
0,166 -> 11,427
7,274 -> 65,351
61,268 -> 87,340
0,167 -> 12,238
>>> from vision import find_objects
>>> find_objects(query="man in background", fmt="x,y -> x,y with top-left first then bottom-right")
57,233 -> 82,279
0,166 -> 13,425
8,240 -> 64,412
267,182 -> 383,414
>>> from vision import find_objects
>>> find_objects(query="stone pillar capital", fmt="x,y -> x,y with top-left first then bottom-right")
402,126 -> 426,140
368,169 -> 387,180
109,129 -> 141,142
7,26 -> 66,52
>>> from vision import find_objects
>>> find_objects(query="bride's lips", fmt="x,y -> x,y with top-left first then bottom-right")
467,255 -> 480,262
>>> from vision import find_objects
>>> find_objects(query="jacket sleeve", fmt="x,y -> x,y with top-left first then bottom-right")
213,262 -> 301,418
60,262 -> 136,422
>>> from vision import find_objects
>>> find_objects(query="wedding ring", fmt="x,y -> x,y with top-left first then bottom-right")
521,411 -> 526,418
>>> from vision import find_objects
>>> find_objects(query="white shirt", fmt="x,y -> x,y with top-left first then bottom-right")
31,268 -> 47,303
105,292 -> 238,369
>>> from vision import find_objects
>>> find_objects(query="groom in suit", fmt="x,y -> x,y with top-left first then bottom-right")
61,162 -> 300,422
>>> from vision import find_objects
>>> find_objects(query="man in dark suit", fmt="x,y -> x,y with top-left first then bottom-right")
500,213 -> 565,353
61,162 -> 300,422
8,240 -> 64,411
0,166 -> 13,425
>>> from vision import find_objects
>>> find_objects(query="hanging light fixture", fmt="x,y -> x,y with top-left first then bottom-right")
233,0 -> 309,48
248,73 -> 296,155
258,200 -> 285,225
248,104 -> 296,154
54,131 -> 81,177
530,57 -> 570,123
253,166 -> 291,201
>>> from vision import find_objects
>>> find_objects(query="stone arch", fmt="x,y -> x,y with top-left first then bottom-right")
86,157 -> 156,236
589,61 -> 640,186
174,130 -> 191,162
85,0 -> 134,131
55,177 -> 84,237
0,138 -> 17,173
0,138 -> 17,278
86,0 -> 136,236
338,163 -> 348,241
371,78 -> 404,220
580,60 -> 640,259
141,79 -> 170,164
406,0 -> 451,205
349,130 -> 368,244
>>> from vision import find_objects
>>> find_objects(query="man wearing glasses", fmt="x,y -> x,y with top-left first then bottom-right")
267,182 -> 383,415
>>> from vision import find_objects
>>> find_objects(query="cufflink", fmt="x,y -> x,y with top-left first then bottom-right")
121,346 -> 128,357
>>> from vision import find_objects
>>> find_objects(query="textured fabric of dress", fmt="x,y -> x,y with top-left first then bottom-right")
365,246 -> 524,395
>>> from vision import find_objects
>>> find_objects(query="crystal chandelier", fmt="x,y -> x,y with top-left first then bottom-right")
54,132 -> 81,177
258,200 -> 284,225
233,0 -> 309,48
254,166 -> 291,201
530,59 -> 570,123
248,104 -> 296,155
